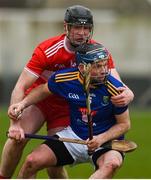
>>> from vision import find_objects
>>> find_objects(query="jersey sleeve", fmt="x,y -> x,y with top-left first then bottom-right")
47,73 -> 60,95
113,105 -> 128,115
108,75 -> 128,114
25,46 -> 48,76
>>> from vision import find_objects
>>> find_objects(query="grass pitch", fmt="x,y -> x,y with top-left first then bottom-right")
0,107 -> 151,178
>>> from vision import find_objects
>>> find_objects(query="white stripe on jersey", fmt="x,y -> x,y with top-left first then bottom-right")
47,44 -> 64,58
25,67 -> 53,81
45,40 -> 64,53
24,67 -> 39,78
44,40 -> 64,58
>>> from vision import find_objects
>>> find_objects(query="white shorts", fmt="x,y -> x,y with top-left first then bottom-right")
56,126 -> 92,165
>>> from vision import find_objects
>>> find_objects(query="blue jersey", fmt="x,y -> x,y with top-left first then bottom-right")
48,68 -> 128,140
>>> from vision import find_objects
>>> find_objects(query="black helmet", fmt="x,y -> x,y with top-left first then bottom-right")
64,5 -> 93,26
76,43 -> 109,65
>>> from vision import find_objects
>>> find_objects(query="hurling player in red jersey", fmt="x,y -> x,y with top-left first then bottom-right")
0,5 -> 134,179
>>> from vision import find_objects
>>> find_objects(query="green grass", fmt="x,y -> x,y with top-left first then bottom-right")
0,107 -> 151,178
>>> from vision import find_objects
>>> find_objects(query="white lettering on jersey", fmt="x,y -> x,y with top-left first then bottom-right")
68,93 -> 80,99
89,93 -> 96,97
54,64 -> 66,69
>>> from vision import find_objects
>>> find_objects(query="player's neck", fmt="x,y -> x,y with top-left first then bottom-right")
64,36 -> 77,52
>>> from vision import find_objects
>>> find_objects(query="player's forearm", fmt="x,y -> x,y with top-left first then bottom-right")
10,87 -> 25,105
123,85 -> 134,102
10,69 -> 38,105
98,111 -> 131,144
22,84 -> 51,108
100,122 -> 130,143
111,68 -> 121,81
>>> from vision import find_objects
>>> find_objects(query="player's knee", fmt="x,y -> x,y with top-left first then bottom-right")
25,153 -> 41,171
103,158 -> 122,171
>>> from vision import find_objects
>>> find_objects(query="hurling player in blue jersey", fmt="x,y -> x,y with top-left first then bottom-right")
9,43 -> 131,179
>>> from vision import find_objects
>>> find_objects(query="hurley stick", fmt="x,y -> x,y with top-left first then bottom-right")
25,133 -> 86,144
6,131 -> 137,152
24,134 -> 137,153
83,63 -> 93,140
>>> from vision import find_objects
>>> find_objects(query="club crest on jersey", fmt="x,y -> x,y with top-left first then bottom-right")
102,96 -> 109,106
79,108 -> 97,123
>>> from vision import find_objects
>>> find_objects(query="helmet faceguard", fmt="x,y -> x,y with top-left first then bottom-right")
76,43 -> 110,85
64,5 -> 93,47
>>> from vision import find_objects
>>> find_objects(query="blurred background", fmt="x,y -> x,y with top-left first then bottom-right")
0,0 -> 151,107
0,0 -> 151,178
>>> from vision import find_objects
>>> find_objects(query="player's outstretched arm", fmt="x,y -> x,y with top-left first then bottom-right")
8,69 -> 38,122
8,83 -> 51,120
10,69 -> 38,105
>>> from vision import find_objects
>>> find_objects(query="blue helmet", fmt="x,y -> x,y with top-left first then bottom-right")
76,43 -> 109,65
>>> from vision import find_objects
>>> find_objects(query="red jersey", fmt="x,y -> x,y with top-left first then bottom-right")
24,33 -> 115,130
25,33 -> 114,87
